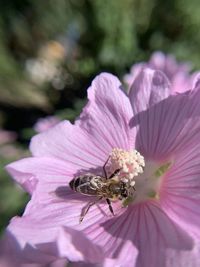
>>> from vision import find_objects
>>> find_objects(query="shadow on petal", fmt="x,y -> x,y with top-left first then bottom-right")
99,201 -> 194,267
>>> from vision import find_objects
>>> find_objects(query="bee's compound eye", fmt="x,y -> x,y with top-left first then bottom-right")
122,193 -> 128,198
121,190 -> 128,198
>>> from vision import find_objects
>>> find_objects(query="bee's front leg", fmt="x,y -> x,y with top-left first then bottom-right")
106,198 -> 115,216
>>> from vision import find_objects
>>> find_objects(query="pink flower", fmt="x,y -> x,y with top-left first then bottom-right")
0,130 -> 17,145
124,51 -> 200,93
2,70 -> 200,266
34,116 -> 60,133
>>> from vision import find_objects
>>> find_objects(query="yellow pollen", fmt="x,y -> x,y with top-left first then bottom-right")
108,148 -> 145,183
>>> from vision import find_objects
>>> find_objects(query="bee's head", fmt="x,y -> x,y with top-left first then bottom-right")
120,182 -> 128,198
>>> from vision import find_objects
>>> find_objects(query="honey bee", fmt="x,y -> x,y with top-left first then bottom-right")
69,157 -> 135,222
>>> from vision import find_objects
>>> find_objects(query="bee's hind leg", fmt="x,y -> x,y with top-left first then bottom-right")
106,198 -> 114,216
80,197 -> 102,223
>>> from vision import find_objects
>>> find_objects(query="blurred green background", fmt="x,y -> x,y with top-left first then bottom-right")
1,0 -> 200,234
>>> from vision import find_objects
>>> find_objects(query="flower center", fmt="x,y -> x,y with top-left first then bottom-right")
108,148 -> 171,206
132,161 -> 171,204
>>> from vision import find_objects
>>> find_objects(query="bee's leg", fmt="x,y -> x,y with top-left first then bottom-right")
109,168 -> 121,179
106,198 -> 114,216
80,197 -> 102,223
103,156 -> 110,179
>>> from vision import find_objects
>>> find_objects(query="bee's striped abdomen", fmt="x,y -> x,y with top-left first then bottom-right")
69,177 -> 81,191
69,174 -> 105,196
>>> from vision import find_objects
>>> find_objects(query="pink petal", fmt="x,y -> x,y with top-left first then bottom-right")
48,259 -> 67,267
8,175 -> 137,266
149,52 -> 190,81
129,68 -> 170,115
0,234 -> 67,267
130,79 -> 200,159
191,71 -> 200,89
30,120 -> 131,176
160,142 -> 200,238
76,72 -> 135,151
3,216 -> 103,265
6,157 -> 75,194
97,201 -> 193,267
30,121 -> 108,171
30,74 -> 135,174
0,257 -> 66,267
70,243 -> 138,267
34,116 -> 61,133
57,227 -> 103,263
165,239 -> 200,267
124,52 -> 193,94
69,201 -> 194,267
100,241 -> 138,267
0,229 -> 55,266
11,173 -> 194,267
123,63 -> 144,88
